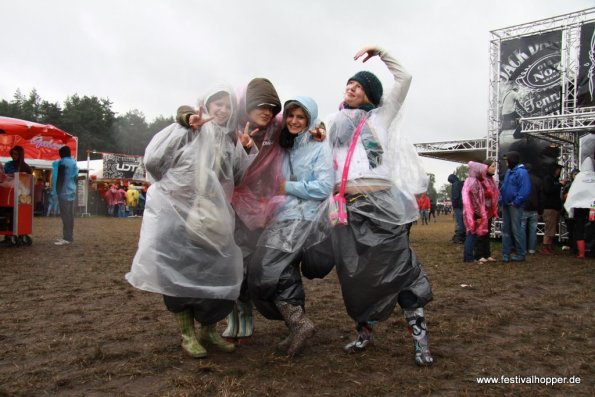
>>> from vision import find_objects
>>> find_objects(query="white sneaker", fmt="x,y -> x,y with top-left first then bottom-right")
477,257 -> 488,263
487,257 -> 496,262
54,239 -> 71,246
528,250 -> 536,254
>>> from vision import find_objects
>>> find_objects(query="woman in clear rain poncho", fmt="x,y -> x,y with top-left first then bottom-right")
126,86 -> 245,358
564,156 -> 595,259
247,96 -> 333,357
220,78 -> 287,343
177,78 -> 288,344
325,46 -> 433,366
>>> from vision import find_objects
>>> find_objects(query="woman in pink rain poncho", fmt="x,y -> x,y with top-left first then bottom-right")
462,161 -> 489,263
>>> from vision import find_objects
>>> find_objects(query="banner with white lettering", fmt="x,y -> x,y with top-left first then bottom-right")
577,22 -> 595,108
499,30 -> 562,132
102,153 -> 146,180
497,30 -> 562,179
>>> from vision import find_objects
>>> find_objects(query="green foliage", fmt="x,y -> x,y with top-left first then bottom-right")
435,163 -> 467,202
61,94 -> 117,156
1,89 -> 173,160
454,164 -> 468,180
426,173 -> 438,201
438,183 -> 451,201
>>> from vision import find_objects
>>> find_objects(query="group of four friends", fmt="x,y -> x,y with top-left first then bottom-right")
126,45 -> 435,366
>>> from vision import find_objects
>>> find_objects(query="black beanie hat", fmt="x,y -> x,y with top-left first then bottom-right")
245,78 -> 282,116
348,71 -> 383,107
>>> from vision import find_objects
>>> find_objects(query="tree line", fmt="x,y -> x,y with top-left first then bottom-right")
0,89 -> 174,159
1,89 -> 466,199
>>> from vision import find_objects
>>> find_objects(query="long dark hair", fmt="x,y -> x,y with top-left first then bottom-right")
279,103 -> 308,149
10,146 -> 31,172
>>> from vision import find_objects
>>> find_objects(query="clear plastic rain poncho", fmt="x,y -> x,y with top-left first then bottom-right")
564,157 -> 595,218
255,96 -> 334,253
125,87 -> 244,300
247,96 -> 334,319
230,82 -> 286,258
326,53 -> 428,226
325,50 -> 432,324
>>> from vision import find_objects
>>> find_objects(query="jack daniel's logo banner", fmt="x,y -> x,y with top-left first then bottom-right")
102,153 -> 145,180
577,22 -> 595,108
498,30 -> 562,132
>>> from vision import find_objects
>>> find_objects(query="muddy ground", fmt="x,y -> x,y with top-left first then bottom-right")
0,215 -> 593,396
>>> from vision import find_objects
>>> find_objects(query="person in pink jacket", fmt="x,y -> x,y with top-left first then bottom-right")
474,159 -> 499,262
462,161 -> 489,263
116,185 -> 127,217
104,184 -> 119,217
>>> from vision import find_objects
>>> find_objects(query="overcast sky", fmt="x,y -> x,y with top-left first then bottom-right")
1,0 -> 592,188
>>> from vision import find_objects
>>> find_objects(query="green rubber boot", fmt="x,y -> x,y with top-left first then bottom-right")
200,323 -> 236,352
175,310 -> 207,358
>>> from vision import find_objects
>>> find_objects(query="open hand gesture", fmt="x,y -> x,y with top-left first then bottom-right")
309,121 -> 326,142
353,46 -> 382,63
188,107 -> 214,130
239,122 -> 259,149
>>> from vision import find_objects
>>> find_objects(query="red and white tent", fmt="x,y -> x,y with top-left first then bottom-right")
0,116 -> 78,168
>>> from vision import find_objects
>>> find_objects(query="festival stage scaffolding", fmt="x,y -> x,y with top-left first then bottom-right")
415,8 -> 595,174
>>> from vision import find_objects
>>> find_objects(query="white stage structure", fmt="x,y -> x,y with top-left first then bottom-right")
416,8 -> 595,173
488,7 -> 595,172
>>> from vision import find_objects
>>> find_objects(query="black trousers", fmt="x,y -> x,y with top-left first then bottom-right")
58,199 -> 74,242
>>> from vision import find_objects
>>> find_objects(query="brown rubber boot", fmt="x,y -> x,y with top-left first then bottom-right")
276,334 -> 293,353
275,301 -> 315,357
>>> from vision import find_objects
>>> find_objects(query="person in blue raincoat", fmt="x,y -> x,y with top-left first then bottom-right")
247,96 -> 333,357
499,151 -> 531,262
52,146 -> 78,245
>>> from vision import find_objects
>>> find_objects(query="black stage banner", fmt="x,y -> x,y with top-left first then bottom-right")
577,22 -> 595,108
499,30 -> 562,132
102,153 -> 145,180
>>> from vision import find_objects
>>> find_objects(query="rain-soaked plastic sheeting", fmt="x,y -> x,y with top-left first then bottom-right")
126,122 -> 243,300
332,193 -> 433,323
245,96 -> 335,319
564,156 -> 595,218
162,295 -> 234,325
322,50 -> 432,323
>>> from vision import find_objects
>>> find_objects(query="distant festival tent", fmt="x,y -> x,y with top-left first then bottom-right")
78,153 -> 146,182
0,116 -> 78,167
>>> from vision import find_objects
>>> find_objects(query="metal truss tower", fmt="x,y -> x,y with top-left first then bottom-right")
488,8 -> 595,168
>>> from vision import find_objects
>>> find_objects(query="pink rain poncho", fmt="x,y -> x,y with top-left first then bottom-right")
462,161 -> 489,236
482,168 -> 500,219
230,81 -> 286,257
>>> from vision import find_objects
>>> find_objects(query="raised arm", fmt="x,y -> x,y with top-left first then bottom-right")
355,46 -> 412,126
175,106 -> 214,130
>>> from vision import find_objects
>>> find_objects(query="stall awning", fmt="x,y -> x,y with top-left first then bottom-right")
0,116 -> 78,164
